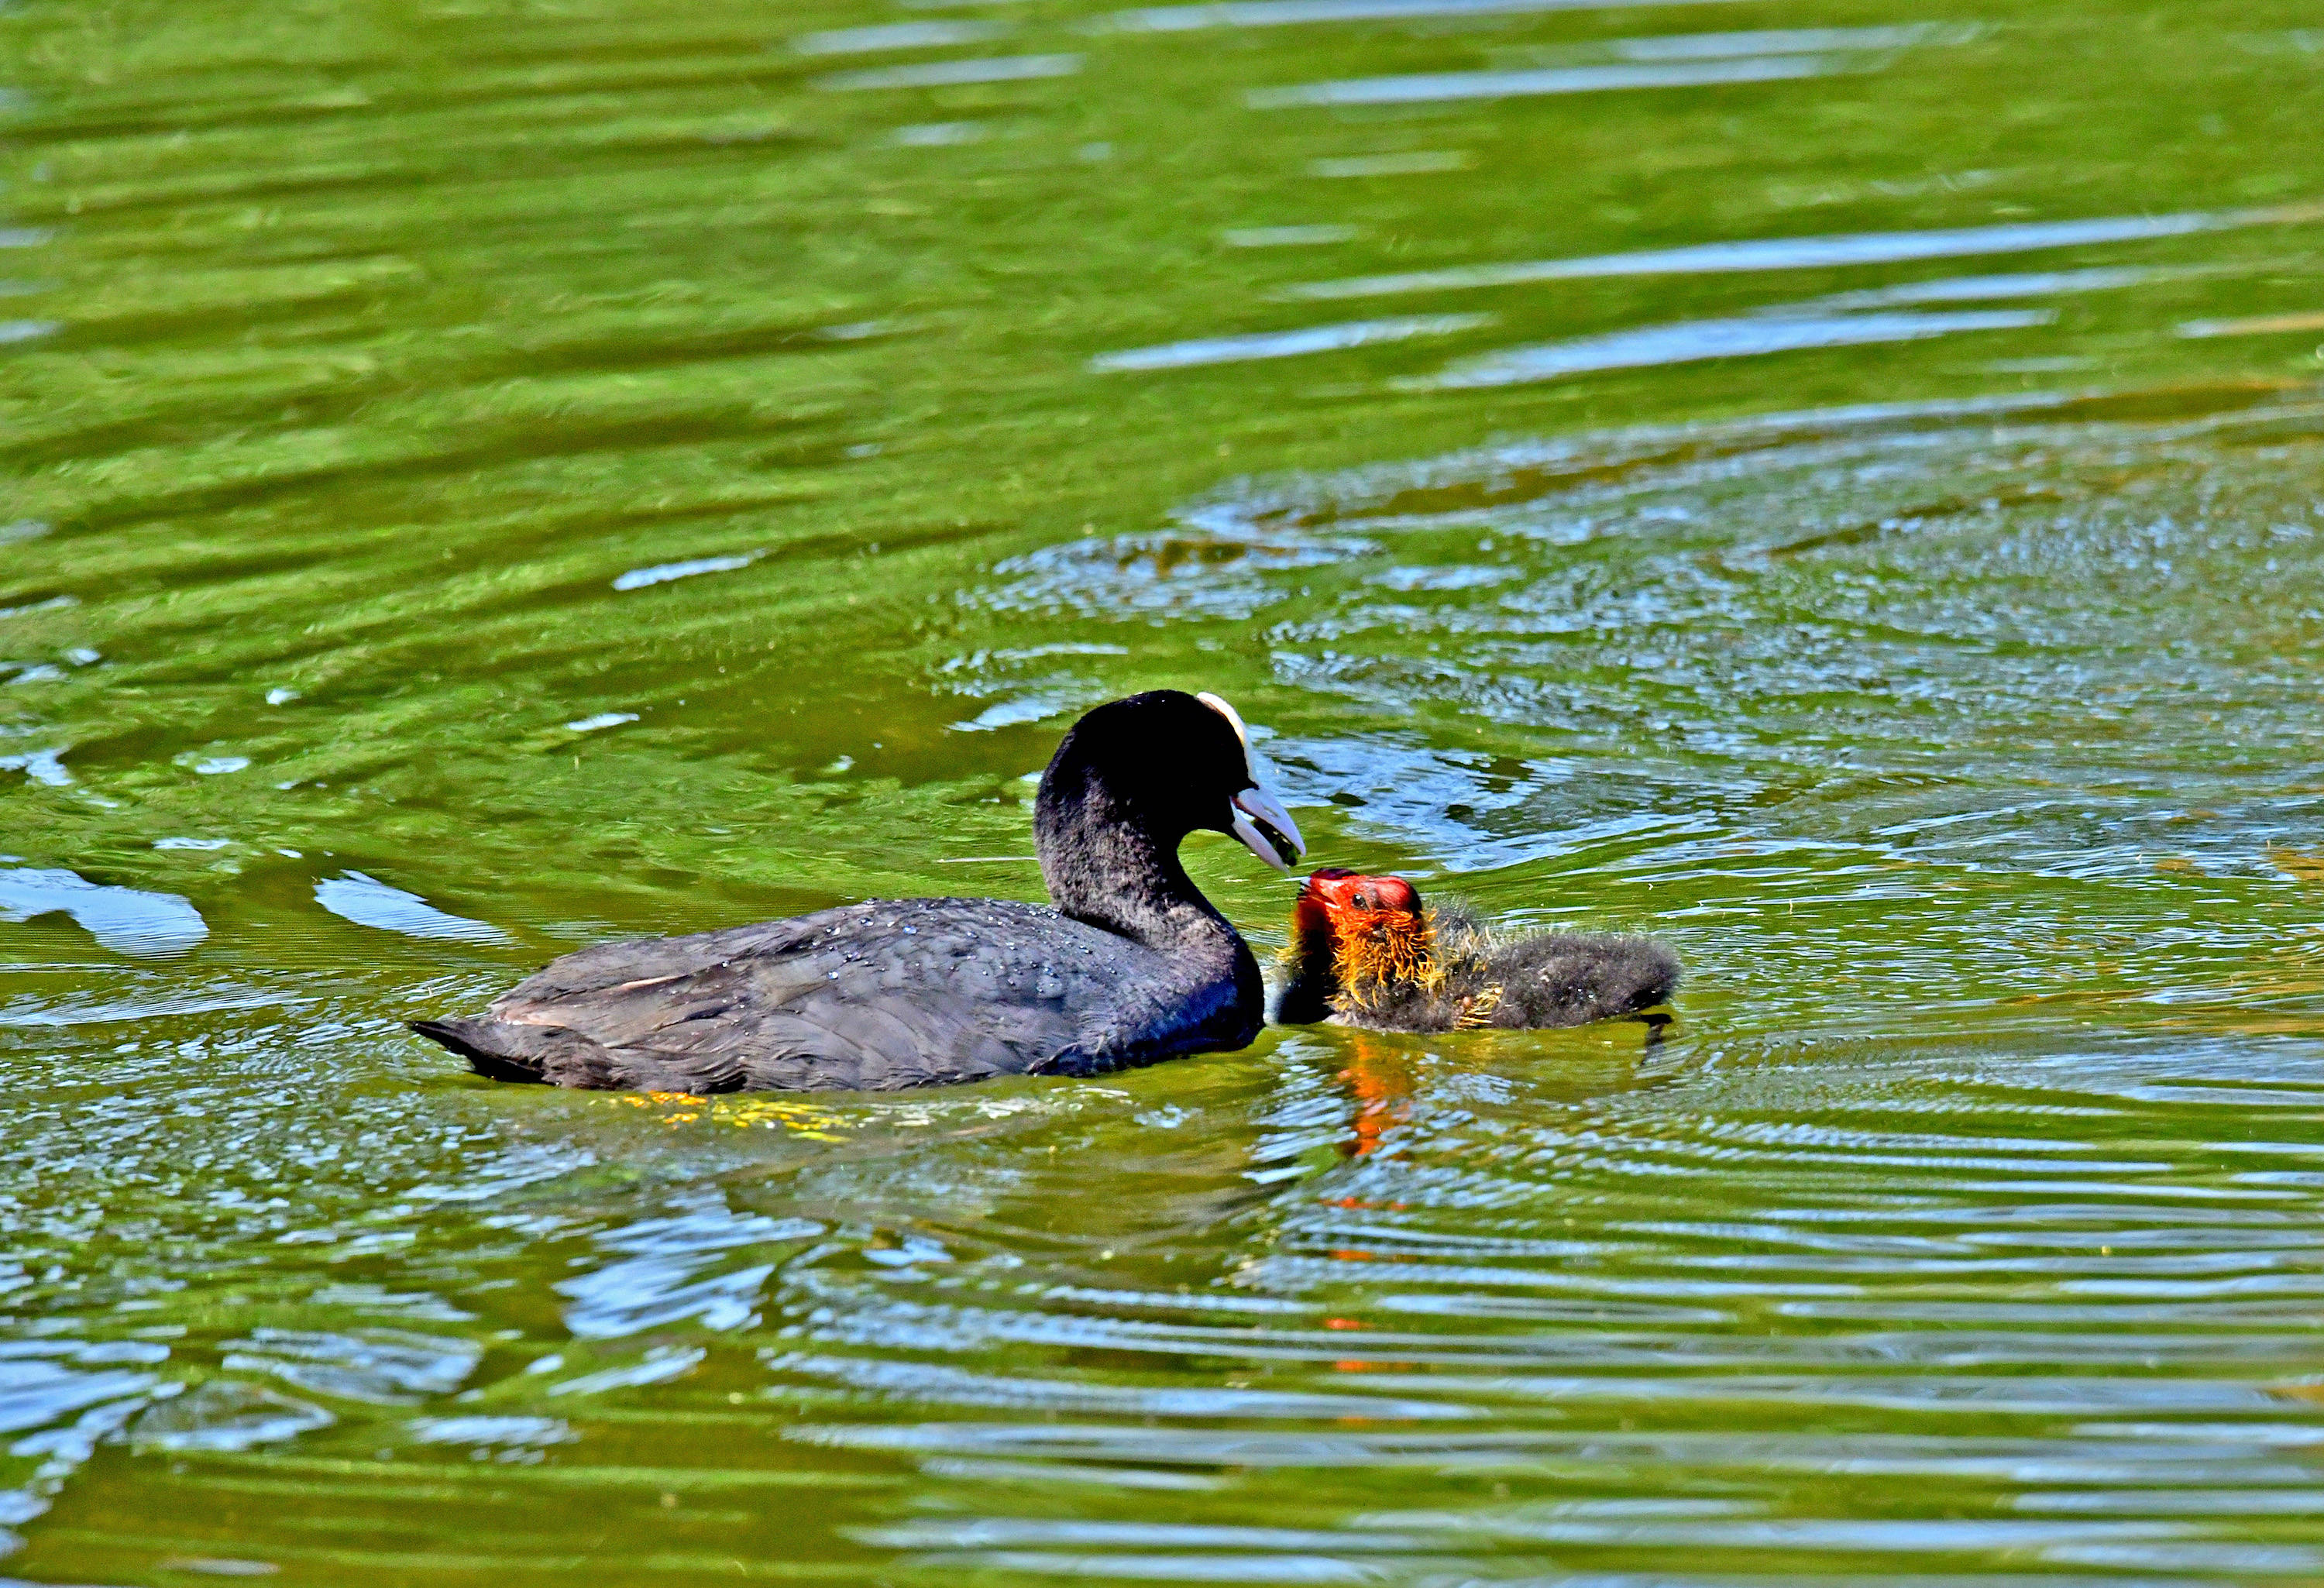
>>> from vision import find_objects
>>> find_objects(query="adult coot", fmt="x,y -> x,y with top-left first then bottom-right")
412,690 -> 1305,1092
1271,868 -> 1676,1032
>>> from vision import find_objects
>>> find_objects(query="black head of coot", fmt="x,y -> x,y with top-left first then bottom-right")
1037,690 -> 1304,871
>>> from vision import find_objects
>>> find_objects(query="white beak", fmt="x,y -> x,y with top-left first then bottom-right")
1229,784 -> 1305,874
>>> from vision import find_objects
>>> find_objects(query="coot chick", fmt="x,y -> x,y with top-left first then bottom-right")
1272,868 -> 1676,1033
411,690 -> 1305,1092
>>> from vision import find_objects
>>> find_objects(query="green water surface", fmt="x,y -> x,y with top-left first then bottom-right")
5,0 -> 2324,1583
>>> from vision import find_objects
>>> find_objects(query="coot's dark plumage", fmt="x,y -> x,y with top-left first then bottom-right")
1271,868 -> 1677,1033
412,690 -> 1305,1092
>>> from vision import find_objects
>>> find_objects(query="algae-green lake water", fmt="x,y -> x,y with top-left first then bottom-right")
5,0 -> 2324,1582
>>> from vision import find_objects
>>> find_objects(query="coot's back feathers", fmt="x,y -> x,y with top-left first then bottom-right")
420,899 -> 1204,1092
410,690 -> 1305,1093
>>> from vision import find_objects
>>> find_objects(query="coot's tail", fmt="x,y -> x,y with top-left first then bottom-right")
409,1017 -> 621,1088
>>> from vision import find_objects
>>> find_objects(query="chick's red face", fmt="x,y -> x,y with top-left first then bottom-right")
1301,870 -> 1423,923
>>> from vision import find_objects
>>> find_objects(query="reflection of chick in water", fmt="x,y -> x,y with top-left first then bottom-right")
1325,1026 -> 1673,1167
1336,1032 -> 1422,1160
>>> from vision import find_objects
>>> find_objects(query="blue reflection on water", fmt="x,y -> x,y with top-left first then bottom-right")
1287,206 -> 2308,301
1418,308 -> 2052,388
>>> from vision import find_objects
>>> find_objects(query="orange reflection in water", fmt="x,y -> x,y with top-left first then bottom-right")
1329,1016 -> 1673,1162
1335,1032 -> 1422,1161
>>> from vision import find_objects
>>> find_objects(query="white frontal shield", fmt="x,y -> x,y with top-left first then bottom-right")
1198,692 -> 1307,873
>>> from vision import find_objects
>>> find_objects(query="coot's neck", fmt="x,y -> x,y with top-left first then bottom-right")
1272,892 -> 1340,1025
1035,769 -> 1235,957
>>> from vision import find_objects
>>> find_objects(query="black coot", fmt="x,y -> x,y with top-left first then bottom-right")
1271,868 -> 1676,1032
412,690 -> 1305,1092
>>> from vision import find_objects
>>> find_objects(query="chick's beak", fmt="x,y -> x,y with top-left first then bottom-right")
1229,784 -> 1305,874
